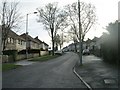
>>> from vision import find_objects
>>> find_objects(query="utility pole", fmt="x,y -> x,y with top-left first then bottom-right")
25,12 -> 37,59
0,26 -> 2,63
26,14 -> 28,59
78,0 -> 82,65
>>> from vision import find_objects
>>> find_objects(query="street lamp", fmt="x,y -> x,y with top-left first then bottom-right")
26,12 -> 37,59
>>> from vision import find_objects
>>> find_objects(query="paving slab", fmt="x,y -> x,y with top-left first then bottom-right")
14,60 -> 36,66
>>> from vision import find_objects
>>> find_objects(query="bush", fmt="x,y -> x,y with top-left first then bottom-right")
40,48 -> 44,51
28,49 -> 40,54
18,50 -> 26,54
101,37 -> 118,64
18,49 -> 40,54
3,50 -> 17,62
99,21 -> 118,64
3,50 -> 17,55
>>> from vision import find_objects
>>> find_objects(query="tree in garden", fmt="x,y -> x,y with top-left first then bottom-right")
37,2 -> 68,55
54,33 -> 66,50
0,0 -> 22,51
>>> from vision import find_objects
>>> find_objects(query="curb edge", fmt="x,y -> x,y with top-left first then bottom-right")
73,66 -> 93,90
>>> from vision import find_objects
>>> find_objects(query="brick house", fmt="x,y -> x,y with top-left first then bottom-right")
34,36 -> 49,50
34,36 -> 43,49
5,30 -> 26,51
20,33 -> 40,50
42,41 -> 49,50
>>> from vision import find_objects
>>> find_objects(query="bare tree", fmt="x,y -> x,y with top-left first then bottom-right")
54,33 -> 66,50
65,2 -> 96,43
0,0 -> 22,51
64,30 -> 78,52
37,2 -> 67,55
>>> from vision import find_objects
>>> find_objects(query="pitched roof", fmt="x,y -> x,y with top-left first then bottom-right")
92,37 -> 99,42
20,33 -> 39,44
8,30 -> 25,41
43,41 -> 49,46
34,36 -> 43,44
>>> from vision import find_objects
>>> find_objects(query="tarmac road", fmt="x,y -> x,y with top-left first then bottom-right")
2,52 -> 87,88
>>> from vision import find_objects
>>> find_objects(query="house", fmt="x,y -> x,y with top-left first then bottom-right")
3,30 -> 49,51
20,33 -> 39,50
34,36 -> 49,50
5,30 -> 26,51
89,37 -> 102,51
42,41 -> 49,50
34,36 -> 43,49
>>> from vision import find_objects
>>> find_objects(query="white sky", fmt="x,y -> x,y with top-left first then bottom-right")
3,0 -> 119,48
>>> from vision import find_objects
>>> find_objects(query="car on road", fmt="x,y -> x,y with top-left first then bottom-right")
55,50 -> 63,55
83,49 -> 90,55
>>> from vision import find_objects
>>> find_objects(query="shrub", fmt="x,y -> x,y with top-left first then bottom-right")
18,49 -> 40,54
3,50 -> 17,62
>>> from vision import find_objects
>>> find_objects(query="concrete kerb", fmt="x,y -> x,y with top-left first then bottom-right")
73,62 -> 92,90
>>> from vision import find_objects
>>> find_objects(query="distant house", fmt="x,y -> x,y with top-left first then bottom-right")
89,37 -> 102,51
34,36 -> 49,50
20,33 -> 39,50
42,41 -> 49,50
5,30 -> 26,51
34,36 -> 43,49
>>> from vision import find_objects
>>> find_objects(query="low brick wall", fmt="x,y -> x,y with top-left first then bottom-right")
2,55 -> 8,63
2,51 -> 48,63
16,53 -> 40,61
41,51 -> 48,56
16,54 -> 26,61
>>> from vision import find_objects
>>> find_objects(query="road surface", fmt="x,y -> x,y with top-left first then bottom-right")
3,52 -> 87,88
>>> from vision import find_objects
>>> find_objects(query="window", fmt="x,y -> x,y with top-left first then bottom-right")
21,40 -> 22,45
11,38 -> 14,44
18,40 -> 20,44
8,38 -> 10,43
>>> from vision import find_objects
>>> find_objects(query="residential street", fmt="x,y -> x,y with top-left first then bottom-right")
2,52 -> 87,88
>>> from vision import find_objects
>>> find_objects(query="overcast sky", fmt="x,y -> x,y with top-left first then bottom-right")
3,0 -> 119,48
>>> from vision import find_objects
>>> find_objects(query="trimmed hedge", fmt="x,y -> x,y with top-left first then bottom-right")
3,50 -> 17,62
18,49 -> 40,54
3,50 -> 17,55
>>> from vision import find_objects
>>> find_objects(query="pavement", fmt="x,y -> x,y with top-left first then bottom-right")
75,55 -> 119,89
14,59 -> 36,66
2,52 -> 87,88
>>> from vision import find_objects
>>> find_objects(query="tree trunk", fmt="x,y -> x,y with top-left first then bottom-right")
74,42 -> 77,52
3,39 -> 6,51
52,37 -> 54,56
60,44 -> 62,50
51,28 -> 54,56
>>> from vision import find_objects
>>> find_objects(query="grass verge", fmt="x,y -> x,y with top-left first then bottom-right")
2,63 -> 21,72
29,55 -> 60,61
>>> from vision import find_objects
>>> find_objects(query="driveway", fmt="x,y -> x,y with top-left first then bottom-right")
2,52 -> 87,88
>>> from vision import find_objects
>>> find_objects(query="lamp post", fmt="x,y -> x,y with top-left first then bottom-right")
78,0 -> 83,65
26,12 -> 37,59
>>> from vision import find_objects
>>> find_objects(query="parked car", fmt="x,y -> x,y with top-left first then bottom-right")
83,49 -> 90,55
55,50 -> 63,55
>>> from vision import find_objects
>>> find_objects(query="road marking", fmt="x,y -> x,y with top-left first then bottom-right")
73,67 -> 93,90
